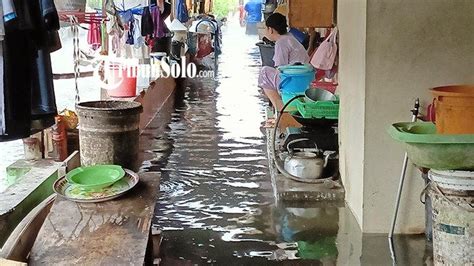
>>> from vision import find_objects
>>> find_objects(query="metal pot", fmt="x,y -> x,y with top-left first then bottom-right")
284,151 -> 330,179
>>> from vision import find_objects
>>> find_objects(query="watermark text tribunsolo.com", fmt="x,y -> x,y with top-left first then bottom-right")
94,56 -> 215,90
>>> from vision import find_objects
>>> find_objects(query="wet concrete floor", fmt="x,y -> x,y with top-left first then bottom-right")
145,21 -> 431,265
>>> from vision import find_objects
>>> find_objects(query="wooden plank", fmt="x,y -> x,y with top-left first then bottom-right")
287,0 -> 334,28
0,258 -> 27,266
0,195 -> 55,262
29,172 -> 161,265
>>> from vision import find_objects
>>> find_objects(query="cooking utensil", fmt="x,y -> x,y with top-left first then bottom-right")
305,88 -> 337,102
284,152 -> 330,179
284,139 -> 331,179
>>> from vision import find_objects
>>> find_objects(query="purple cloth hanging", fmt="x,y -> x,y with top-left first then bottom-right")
151,5 -> 165,38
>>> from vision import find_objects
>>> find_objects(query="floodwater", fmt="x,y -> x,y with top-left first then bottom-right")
144,21 -> 342,264
144,18 -> 431,265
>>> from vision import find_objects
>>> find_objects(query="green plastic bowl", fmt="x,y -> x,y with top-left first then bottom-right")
66,165 -> 126,190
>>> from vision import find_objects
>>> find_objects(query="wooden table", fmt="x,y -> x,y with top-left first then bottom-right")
29,172 -> 160,265
28,76 -> 176,265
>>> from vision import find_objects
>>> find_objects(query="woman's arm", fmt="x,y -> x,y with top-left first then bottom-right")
273,41 -> 289,67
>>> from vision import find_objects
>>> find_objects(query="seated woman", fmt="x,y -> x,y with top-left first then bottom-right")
258,13 -> 310,112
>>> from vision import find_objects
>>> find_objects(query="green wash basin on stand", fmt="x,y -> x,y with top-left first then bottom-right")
388,122 -> 474,170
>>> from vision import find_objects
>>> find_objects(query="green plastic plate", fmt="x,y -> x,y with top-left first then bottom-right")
66,165 -> 126,190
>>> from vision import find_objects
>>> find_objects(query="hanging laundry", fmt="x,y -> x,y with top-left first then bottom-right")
132,18 -> 144,49
126,20 -> 135,45
1,0 -> 60,141
88,20 -> 102,50
107,15 -> 124,56
0,4 -> 5,134
162,1 -> 172,20
100,20 -> 108,54
2,0 -> 16,23
32,0 -> 61,126
141,6 -> 154,37
0,4 -> 4,40
176,0 -> 189,23
151,5 -> 165,38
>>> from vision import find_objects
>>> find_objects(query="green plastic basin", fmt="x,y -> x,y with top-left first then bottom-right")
66,165 -> 126,190
388,122 -> 474,170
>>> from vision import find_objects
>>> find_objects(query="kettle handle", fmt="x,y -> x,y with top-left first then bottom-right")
286,138 -> 310,154
323,151 -> 336,168
286,138 -> 320,154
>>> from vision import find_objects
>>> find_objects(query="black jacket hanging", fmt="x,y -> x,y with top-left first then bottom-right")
141,7 -> 154,37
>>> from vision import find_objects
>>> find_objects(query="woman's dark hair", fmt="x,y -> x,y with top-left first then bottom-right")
265,13 -> 288,35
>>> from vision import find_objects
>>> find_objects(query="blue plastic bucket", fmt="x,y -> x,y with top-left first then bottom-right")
278,64 -> 315,94
281,91 -> 304,111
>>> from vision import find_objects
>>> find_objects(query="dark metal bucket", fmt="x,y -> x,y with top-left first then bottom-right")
76,101 -> 143,171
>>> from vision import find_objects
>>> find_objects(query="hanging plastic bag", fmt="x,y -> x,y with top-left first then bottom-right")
310,27 -> 338,71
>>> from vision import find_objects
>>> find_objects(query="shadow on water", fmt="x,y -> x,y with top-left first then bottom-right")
143,19 -> 431,265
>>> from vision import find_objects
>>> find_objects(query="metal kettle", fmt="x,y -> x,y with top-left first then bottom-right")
283,139 -> 330,179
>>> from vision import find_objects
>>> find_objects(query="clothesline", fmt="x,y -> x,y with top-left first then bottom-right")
58,11 -> 108,24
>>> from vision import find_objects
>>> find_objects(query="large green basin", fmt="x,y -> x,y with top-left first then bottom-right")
388,122 -> 474,170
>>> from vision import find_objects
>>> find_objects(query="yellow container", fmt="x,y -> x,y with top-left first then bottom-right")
431,85 -> 474,134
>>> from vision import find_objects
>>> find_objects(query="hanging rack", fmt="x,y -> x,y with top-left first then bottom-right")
58,13 -> 109,104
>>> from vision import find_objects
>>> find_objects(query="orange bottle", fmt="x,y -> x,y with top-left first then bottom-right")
52,116 -> 68,161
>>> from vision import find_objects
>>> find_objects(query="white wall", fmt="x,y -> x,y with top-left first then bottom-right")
338,0 -> 474,233
338,0 -> 367,229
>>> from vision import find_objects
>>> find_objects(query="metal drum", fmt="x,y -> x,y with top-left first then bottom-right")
76,101 -> 142,171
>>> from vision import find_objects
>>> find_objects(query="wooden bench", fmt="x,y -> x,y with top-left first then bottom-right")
28,171 -> 161,265
28,77 -> 176,265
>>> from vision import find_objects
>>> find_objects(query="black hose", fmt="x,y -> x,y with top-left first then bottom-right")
272,95 -> 304,156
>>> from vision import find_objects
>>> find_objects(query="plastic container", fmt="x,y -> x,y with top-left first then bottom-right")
106,63 -> 137,98
297,100 -> 339,119
66,165 -> 125,191
388,122 -> 474,170
428,170 -> 474,265
431,85 -> 474,134
305,88 -> 337,102
281,92 -> 303,111
23,137 -> 42,160
256,42 -> 275,67
278,64 -> 315,94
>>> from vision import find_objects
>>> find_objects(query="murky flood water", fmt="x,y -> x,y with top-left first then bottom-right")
143,19 -> 430,265
146,21 -> 341,265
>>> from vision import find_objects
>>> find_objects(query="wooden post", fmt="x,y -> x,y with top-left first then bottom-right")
101,0 -> 109,55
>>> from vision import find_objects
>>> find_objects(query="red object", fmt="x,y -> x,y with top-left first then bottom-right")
426,99 -> 436,122
196,34 -> 213,59
311,81 -> 338,94
52,116 -> 68,161
106,64 -> 137,98
87,21 -> 101,50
